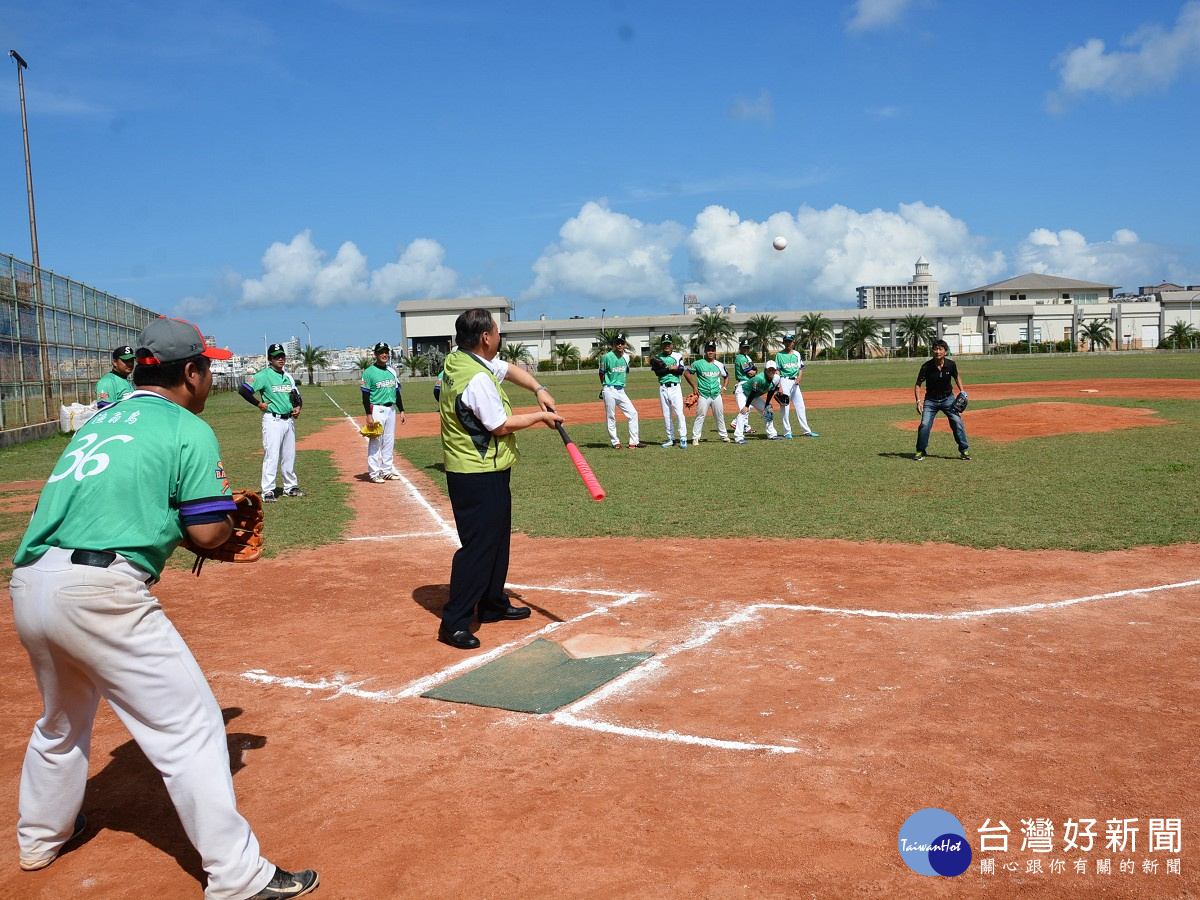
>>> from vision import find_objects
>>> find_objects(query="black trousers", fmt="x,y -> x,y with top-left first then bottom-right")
443,468 -> 512,633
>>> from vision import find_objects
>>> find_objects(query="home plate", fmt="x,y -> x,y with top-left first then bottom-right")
560,633 -> 658,658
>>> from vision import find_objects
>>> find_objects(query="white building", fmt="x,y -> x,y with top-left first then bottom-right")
857,258 -> 939,310
954,273 -> 1118,308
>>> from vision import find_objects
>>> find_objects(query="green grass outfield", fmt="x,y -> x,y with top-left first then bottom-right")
2,352 -> 1197,571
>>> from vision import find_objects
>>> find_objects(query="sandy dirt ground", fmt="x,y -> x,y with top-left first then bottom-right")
1,380 -> 1197,898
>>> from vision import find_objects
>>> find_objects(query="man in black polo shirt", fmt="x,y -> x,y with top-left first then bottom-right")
913,339 -> 969,461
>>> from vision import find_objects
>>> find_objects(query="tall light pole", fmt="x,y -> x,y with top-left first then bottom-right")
301,320 -> 311,349
601,307 -> 606,331
10,50 -> 38,269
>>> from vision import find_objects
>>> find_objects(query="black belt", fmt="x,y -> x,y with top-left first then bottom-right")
376,402 -> 394,407
71,549 -> 117,568
267,412 -> 293,419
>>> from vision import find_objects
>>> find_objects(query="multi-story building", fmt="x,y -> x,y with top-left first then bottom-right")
857,258 -> 939,309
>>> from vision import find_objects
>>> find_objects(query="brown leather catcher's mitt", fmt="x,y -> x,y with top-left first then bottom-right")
182,489 -> 264,575
684,392 -> 699,410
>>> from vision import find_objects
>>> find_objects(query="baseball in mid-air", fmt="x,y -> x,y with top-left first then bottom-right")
772,236 -> 787,251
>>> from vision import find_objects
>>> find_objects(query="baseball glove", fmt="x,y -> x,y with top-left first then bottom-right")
648,356 -> 667,378
360,421 -> 383,438
763,409 -> 775,424
684,392 -> 698,410
182,490 -> 264,576
775,392 -> 790,407
951,391 -> 969,414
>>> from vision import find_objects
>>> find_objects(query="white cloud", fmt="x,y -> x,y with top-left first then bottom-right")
1015,227 -> 1179,288
523,201 -> 685,305
846,0 -> 919,33
728,91 -> 774,123
684,202 -> 1006,305
238,230 -> 481,308
1049,1 -> 1200,108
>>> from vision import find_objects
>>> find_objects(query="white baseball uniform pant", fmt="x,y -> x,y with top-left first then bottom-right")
603,385 -> 639,446
691,393 -> 728,441
368,404 -> 397,478
733,386 -> 778,440
777,377 -> 813,436
260,413 -> 298,494
659,384 -> 687,443
10,548 -> 275,899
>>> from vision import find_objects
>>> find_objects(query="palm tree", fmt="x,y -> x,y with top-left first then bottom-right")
395,352 -> 421,376
355,356 -> 373,371
690,312 -> 737,353
300,344 -> 330,385
1164,319 -> 1199,349
552,342 -> 581,371
499,342 -> 534,365
742,314 -> 784,362
589,328 -> 625,361
840,316 -> 883,360
898,314 -> 936,357
795,313 -> 834,362
1078,319 -> 1114,351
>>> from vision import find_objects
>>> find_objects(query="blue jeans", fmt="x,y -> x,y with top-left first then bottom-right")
917,395 -> 968,454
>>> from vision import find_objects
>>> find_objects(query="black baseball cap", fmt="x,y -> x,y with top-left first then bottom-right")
613,333 -> 627,345
267,343 -> 286,357
704,342 -> 716,351
783,332 -> 795,341
661,334 -> 675,344
739,339 -> 750,348
112,345 -> 135,361
373,341 -> 391,354
136,317 -> 232,365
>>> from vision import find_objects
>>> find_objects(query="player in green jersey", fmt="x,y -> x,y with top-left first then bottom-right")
688,342 -> 730,443
733,360 -> 782,442
94,345 -> 135,408
9,316 -> 318,898
733,339 -> 758,435
774,332 -> 819,438
239,343 -> 305,501
361,342 -> 406,482
598,333 -> 640,448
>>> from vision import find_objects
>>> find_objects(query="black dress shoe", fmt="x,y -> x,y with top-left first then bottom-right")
437,627 -> 480,649
477,605 -> 532,623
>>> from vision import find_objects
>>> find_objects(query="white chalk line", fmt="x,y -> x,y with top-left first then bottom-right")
346,531 -> 446,542
321,386 -> 458,544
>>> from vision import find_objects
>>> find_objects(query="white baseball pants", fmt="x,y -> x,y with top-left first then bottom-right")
691,393 -> 728,442
10,548 -> 275,899
777,377 -> 813,436
260,413 -> 298,494
659,384 -> 686,443
603,386 -> 639,446
367,404 -> 396,478
733,386 -> 778,440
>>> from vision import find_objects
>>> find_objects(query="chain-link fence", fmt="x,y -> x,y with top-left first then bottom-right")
0,252 -> 160,434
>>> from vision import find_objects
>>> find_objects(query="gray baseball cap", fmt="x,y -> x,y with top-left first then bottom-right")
136,317 -> 231,364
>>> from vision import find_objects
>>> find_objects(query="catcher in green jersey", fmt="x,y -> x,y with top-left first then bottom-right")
95,345 -> 136,409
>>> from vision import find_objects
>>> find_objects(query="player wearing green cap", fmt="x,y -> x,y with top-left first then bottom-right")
598,333 -> 640,448
688,342 -> 730,442
95,345 -> 136,409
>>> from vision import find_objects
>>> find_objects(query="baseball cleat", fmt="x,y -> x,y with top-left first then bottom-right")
960,451 -> 972,460
914,452 -> 926,461
768,435 -> 784,441
720,436 -> 731,442
246,866 -> 320,899
679,440 -> 687,449
19,813 -> 86,872
283,489 -> 306,498
369,475 -> 386,483
263,490 -> 278,502
612,443 -> 622,449
660,441 -> 674,448
804,432 -> 821,438
383,472 -> 403,480
783,434 -> 794,439
627,443 -> 641,449
733,438 -> 747,445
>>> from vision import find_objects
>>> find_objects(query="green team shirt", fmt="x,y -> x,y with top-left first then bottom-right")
774,350 -> 803,379
656,352 -> 683,386
734,353 -> 757,386
13,392 -> 234,578
742,371 -> 777,403
360,363 -> 399,405
250,366 -> 299,415
95,371 -> 132,406
599,351 -> 630,388
689,359 -> 726,398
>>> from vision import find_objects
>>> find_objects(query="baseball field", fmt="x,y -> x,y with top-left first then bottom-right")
1,351 -> 1197,897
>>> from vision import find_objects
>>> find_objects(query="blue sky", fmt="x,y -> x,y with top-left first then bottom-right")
3,0 -> 1199,355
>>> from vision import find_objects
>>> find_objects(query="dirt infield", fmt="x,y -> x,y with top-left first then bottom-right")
1,382 -> 1197,897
